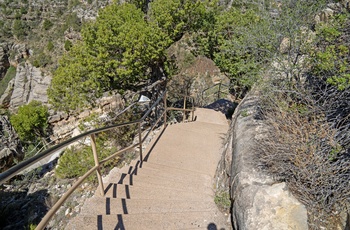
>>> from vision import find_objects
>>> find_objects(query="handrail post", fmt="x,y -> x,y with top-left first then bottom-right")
91,134 -> 104,196
138,122 -> 143,163
164,91 -> 167,127
183,96 -> 187,122
191,97 -> 194,121
218,82 -> 221,100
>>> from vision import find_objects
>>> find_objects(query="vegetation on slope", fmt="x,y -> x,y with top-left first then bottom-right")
255,2 -> 350,228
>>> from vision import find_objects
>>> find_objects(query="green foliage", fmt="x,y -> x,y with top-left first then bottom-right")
20,7 -> 27,15
0,66 -> 16,97
128,0 -> 148,12
10,101 -> 49,142
311,14 -> 350,90
64,40 -> 73,51
55,134 -> 118,180
49,3 -> 170,111
14,10 -> 22,20
33,52 -> 52,68
214,191 -> 231,211
12,20 -> 29,39
148,0 -> 206,41
59,12 -> 81,33
0,20 -> 13,40
212,8 -> 274,96
43,19 -> 54,30
47,41 -> 54,51
69,0 -> 81,9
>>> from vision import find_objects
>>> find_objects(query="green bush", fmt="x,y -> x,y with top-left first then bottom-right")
64,40 -> 72,51
55,134 -> 118,181
43,19 -> 53,30
10,100 -> 49,143
12,20 -> 29,39
214,191 -> 231,212
47,41 -> 54,51
32,52 -> 52,67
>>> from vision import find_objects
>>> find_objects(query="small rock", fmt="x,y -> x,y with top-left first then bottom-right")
65,208 -> 71,217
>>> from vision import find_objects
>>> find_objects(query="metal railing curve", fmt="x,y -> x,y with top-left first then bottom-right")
0,90 -> 196,230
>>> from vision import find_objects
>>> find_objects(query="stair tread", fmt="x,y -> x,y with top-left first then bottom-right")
103,183 -> 213,200
66,211 -> 229,230
81,197 -> 220,215
140,161 -> 212,177
106,168 -> 213,188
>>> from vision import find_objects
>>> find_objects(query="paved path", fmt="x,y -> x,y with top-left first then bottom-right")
66,108 -> 230,229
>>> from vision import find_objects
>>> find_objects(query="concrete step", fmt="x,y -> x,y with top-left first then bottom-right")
194,108 -> 229,125
106,172 -> 212,193
135,164 -> 212,183
105,164 -> 213,189
81,197 -> 220,215
103,183 -> 213,201
140,161 -> 211,177
66,211 -> 228,230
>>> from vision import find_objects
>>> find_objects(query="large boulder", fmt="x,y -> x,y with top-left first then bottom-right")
0,115 -> 23,172
215,92 -> 308,230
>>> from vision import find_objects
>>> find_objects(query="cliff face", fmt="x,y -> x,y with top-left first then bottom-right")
2,63 -> 51,109
0,0 -> 111,109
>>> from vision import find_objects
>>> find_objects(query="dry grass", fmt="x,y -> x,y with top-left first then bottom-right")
256,90 -> 350,229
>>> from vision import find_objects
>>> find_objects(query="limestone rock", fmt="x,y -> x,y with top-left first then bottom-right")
0,115 -> 23,172
9,63 -> 51,109
228,94 -> 308,230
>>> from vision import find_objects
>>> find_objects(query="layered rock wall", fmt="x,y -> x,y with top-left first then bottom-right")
8,63 -> 51,108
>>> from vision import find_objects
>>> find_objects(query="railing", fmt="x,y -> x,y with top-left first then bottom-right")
0,90 -> 195,230
167,93 -> 195,123
200,82 -> 230,107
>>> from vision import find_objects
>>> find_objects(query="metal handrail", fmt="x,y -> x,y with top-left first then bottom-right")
0,90 -> 196,230
201,82 -> 230,106
166,94 -> 195,122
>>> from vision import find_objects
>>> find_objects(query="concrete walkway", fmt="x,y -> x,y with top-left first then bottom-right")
66,108 -> 230,229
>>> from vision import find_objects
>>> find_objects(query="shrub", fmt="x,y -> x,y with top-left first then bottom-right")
43,19 -> 53,30
214,191 -> 230,212
256,88 -> 350,229
32,52 -> 52,67
64,40 -> 72,51
10,100 -> 49,143
12,20 -> 29,39
55,133 -> 118,181
47,41 -> 54,51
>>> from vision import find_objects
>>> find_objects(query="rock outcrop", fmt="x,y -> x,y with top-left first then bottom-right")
0,44 -> 10,80
215,92 -> 308,229
0,115 -> 23,172
49,93 -> 125,141
7,63 -> 51,109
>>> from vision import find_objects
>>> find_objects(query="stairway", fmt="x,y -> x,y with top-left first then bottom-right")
66,108 -> 230,230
